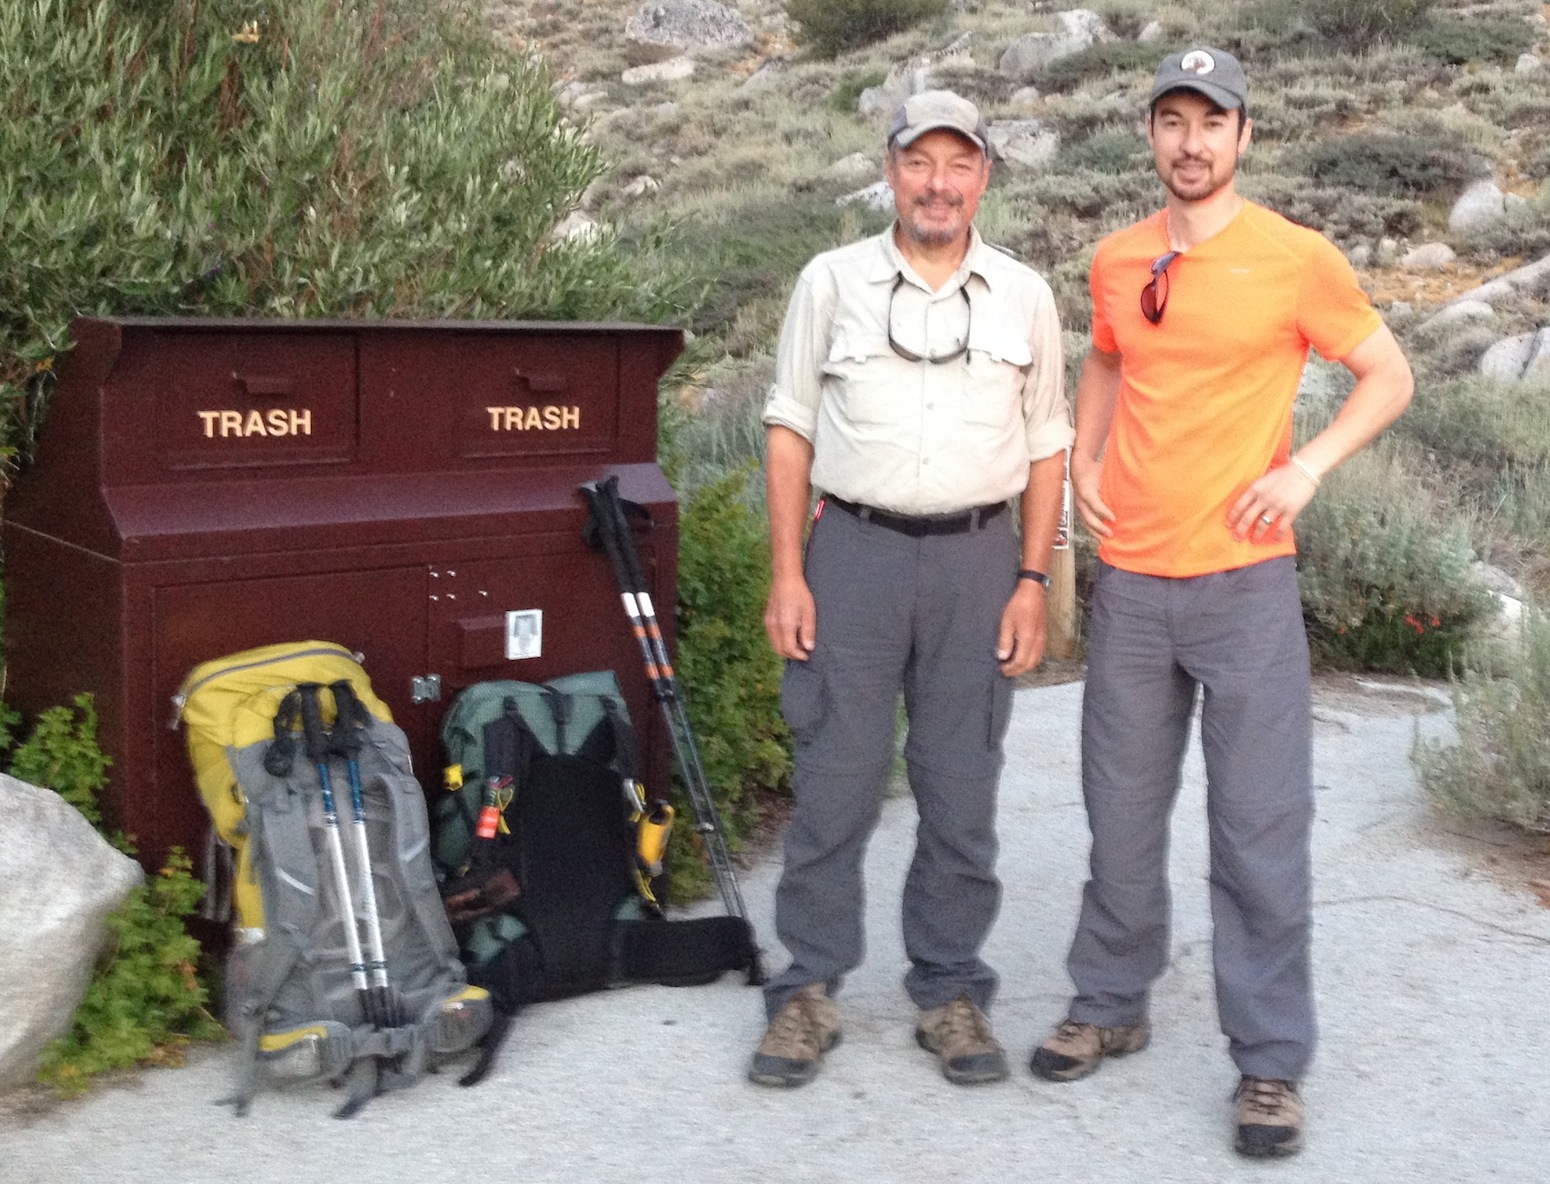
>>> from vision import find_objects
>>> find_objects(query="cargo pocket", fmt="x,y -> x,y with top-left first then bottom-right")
988,673 -> 1014,749
779,658 -> 826,741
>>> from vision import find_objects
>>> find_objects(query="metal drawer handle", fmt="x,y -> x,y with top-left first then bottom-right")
512,369 -> 567,393
233,373 -> 297,399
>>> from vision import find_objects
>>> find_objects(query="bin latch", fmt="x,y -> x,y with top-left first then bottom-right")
410,674 -> 442,704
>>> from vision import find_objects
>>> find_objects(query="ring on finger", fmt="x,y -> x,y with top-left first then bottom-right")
1259,513 -> 1275,525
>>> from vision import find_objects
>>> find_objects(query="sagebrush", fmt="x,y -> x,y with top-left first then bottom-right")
1417,606 -> 1550,834
1295,447 -> 1494,676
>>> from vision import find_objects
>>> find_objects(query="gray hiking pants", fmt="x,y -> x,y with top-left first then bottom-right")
1068,557 -> 1315,1081
763,501 -> 1016,1021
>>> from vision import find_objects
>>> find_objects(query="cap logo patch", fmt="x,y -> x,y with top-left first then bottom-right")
1180,49 -> 1216,74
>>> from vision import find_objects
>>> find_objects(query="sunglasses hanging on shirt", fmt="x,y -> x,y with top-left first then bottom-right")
887,274 -> 972,363
1140,250 -> 1180,325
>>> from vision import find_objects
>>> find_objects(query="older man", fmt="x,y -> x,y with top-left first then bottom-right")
752,90 -> 1072,1088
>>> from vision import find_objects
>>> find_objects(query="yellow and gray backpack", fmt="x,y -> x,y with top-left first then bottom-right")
178,641 -> 495,1118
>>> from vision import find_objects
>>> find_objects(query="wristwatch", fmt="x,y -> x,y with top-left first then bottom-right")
1017,568 -> 1051,588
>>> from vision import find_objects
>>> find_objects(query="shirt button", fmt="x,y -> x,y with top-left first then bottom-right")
922,457 -> 930,465
925,402 -> 934,410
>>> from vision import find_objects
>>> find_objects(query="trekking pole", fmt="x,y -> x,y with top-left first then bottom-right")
296,684 -> 379,1029
579,477 -> 753,927
328,681 -> 403,1028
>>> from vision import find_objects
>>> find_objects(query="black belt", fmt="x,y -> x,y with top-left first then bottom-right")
824,496 -> 1007,537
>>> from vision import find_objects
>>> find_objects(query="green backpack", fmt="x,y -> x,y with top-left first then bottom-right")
430,673 -> 757,1015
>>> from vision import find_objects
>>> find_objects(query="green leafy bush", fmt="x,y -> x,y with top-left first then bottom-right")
1291,133 -> 1472,198
1296,448 -> 1494,676
4,692 -> 219,1092
0,0 -> 694,478
8,693 -> 111,827
1417,606 -> 1550,834
671,467 -> 791,891
1404,14 -> 1538,65
787,0 -> 949,58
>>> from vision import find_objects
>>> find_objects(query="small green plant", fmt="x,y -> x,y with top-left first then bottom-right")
5,691 -> 220,1092
787,0 -> 949,59
8,693 -> 111,827
671,466 -> 791,893
1291,133 -> 1472,198
1416,606 -> 1550,834
1403,14 -> 1538,65
35,850 -> 222,1095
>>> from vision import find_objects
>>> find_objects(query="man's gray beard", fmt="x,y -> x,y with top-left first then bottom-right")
899,209 -> 965,247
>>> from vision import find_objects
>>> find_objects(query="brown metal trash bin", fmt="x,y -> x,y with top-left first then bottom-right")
2,316 -> 684,878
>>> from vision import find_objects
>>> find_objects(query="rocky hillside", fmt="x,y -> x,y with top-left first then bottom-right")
486,0 -> 1550,600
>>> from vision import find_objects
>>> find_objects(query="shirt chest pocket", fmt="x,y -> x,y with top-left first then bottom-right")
960,328 -> 1031,426
822,330 -> 900,425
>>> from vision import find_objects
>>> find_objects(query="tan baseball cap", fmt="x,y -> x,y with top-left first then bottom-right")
887,90 -> 989,154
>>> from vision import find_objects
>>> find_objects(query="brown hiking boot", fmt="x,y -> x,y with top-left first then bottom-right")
914,995 -> 1009,1085
747,983 -> 842,1087
1028,1016 -> 1150,1082
1234,1076 -> 1304,1158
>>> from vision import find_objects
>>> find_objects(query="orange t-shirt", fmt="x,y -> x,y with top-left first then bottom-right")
1089,203 -> 1381,578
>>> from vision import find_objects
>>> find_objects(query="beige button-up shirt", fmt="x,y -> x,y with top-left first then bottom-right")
763,226 -> 1071,517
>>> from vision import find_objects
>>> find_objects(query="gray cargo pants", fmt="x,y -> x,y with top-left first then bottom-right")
1068,557 -> 1315,1081
763,501 -> 1016,1021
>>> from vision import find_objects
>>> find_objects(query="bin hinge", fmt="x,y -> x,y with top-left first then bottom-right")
410,674 -> 442,704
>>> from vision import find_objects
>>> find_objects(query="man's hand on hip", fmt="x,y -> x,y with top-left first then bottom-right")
765,573 -> 818,660
997,580 -> 1047,677
1227,462 -> 1317,543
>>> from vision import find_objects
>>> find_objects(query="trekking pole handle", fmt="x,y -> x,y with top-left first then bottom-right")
297,683 -> 332,764
328,680 -> 367,758
579,478 -> 640,596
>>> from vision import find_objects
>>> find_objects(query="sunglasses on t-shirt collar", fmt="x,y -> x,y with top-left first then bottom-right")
1140,251 -> 1180,325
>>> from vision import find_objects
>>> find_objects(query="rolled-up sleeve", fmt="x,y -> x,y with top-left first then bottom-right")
1021,284 -> 1073,462
762,267 -> 831,441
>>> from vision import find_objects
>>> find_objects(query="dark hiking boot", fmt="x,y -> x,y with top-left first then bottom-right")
1234,1076 -> 1304,1158
747,983 -> 841,1088
1028,1016 -> 1150,1082
915,994 -> 1009,1085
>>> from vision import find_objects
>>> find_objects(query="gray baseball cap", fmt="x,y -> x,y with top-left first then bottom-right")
887,90 -> 989,155
1150,46 -> 1248,111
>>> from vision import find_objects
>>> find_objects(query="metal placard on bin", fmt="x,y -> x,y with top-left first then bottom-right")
2,317 -> 684,880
